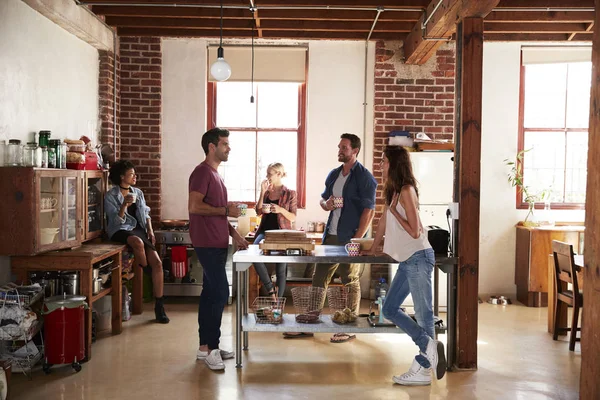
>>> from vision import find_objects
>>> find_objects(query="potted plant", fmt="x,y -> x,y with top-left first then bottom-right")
504,149 -> 551,227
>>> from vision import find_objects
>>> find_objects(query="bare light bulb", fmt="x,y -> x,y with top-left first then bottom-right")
210,47 -> 231,82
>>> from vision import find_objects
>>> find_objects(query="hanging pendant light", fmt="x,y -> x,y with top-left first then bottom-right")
210,0 -> 231,81
250,17 -> 255,103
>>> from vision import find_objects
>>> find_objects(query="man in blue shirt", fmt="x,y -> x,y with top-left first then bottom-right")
315,133 -> 377,343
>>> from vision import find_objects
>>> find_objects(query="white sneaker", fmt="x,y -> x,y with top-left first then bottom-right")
392,358 -> 432,386
423,338 -> 447,380
204,349 -> 225,371
197,349 -> 235,360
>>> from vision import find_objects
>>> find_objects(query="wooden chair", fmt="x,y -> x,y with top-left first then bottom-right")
552,240 -> 583,351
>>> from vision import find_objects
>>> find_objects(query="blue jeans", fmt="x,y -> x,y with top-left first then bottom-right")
195,247 -> 229,350
253,233 -> 287,297
382,248 -> 435,368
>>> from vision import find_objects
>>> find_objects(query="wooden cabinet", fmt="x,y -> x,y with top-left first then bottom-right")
81,170 -> 106,242
0,168 -> 82,255
0,167 -> 107,256
515,225 -> 584,307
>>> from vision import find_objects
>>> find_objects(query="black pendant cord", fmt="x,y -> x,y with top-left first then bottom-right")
219,0 -> 224,49
250,18 -> 255,103
119,185 -> 131,191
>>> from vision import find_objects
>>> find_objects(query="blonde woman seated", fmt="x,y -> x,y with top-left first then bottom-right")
253,163 -> 297,298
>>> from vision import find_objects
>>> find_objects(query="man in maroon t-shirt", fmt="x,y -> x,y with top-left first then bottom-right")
188,127 -> 248,371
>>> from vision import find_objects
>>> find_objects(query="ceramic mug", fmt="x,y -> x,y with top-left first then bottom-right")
237,203 -> 248,216
42,197 -> 58,210
333,196 -> 344,209
345,242 -> 360,256
262,203 -> 271,214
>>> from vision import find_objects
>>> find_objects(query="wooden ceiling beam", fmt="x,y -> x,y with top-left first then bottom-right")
495,0 -> 593,8
486,11 -> 595,23
484,33 -> 586,41
404,0 -> 500,65
92,6 -> 422,22
105,16 -> 414,32
88,0 -> 428,7
116,26 -> 409,40
485,22 -> 590,33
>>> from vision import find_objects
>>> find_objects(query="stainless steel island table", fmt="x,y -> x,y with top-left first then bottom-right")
233,245 -> 458,368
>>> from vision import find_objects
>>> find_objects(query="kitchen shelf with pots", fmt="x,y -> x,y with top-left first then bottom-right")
92,287 -> 112,303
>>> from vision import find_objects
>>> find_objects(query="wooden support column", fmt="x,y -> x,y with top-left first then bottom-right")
456,17 -> 483,370
580,1 -> 600,397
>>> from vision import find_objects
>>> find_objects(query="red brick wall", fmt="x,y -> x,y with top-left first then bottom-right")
98,50 -> 119,157
118,37 -> 162,223
370,41 -> 456,282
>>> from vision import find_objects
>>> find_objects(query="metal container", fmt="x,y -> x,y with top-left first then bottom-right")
92,278 -> 103,295
43,295 -> 86,372
60,272 -> 79,295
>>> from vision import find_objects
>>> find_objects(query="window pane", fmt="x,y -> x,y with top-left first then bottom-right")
566,62 -> 592,129
524,64 -> 568,129
565,131 -> 588,203
216,82 -> 257,128
256,131 -> 298,197
523,131 -> 566,202
218,131 -> 256,202
257,83 -> 300,129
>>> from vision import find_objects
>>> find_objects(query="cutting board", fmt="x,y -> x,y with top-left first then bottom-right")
260,230 -> 315,254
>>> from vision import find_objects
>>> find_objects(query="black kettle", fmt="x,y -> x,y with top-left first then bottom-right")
427,226 -> 450,255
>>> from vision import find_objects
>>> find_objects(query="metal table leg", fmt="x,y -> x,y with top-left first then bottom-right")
243,270 -> 249,350
235,266 -> 243,368
434,264 -> 439,339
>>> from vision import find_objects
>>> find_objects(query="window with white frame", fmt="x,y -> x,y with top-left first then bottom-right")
519,50 -> 591,208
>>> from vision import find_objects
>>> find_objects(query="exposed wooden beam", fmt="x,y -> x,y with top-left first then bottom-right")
105,16 -> 414,32
86,0 -> 428,7
484,33 -> 574,41
404,0 -> 500,65
569,22 -> 594,41
484,22 -> 589,33
117,27 -> 408,40
486,11 -> 595,23
580,0 -> 600,395
456,17 -> 483,370
23,0 -> 114,51
496,0 -> 593,7
92,6 -> 422,21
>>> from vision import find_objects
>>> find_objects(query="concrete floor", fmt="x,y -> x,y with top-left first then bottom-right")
11,300 -> 581,400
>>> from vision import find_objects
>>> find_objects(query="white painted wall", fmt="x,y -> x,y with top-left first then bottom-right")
160,39 -> 376,227
480,42 -> 585,298
0,0 -> 100,284
161,38 -> 208,219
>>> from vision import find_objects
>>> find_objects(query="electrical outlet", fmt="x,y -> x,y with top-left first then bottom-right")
448,202 -> 459,220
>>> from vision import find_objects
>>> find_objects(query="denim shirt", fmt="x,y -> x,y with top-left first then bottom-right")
104,186 -> 151,239
321,161 -> 377,243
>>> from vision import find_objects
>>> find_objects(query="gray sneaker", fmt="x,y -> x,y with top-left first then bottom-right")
423,338 -> 447,379
204,349 -> 225,371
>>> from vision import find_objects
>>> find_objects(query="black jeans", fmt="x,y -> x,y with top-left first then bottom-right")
195,247 -> 229,350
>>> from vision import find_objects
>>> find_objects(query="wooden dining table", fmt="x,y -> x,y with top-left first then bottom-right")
547,254 -> 584,335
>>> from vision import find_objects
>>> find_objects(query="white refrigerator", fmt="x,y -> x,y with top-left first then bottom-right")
389,152 -> 454,312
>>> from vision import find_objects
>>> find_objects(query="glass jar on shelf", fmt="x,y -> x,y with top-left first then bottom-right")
60,141 -> 68,169
48,139 -> 61,169
7,139 -> 23,166
0,139 -> 6,166
40,146 -> 48,168
23,142 -> 38,167
38,130 -> 51,147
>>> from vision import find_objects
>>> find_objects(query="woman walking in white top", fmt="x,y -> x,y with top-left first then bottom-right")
364,146 -> 446,386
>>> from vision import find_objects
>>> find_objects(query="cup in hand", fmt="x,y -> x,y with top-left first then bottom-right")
262,203 -> 271,214
333,196 -> 344,209
344,242 -> 360,256
129,193 -> 137,203
237,203 -> 248,216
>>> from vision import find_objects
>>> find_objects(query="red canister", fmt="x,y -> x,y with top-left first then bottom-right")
43,295 -> 87,373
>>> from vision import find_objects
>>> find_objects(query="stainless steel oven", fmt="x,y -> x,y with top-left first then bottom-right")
155,228 -> 235,303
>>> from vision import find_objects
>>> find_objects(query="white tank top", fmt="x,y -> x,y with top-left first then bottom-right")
383,199 -> 432,262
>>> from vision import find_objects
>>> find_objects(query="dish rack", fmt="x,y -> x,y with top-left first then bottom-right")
0,285 -> 45,379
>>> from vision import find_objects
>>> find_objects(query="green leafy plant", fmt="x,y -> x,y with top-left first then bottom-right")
504,149 -> 551,225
